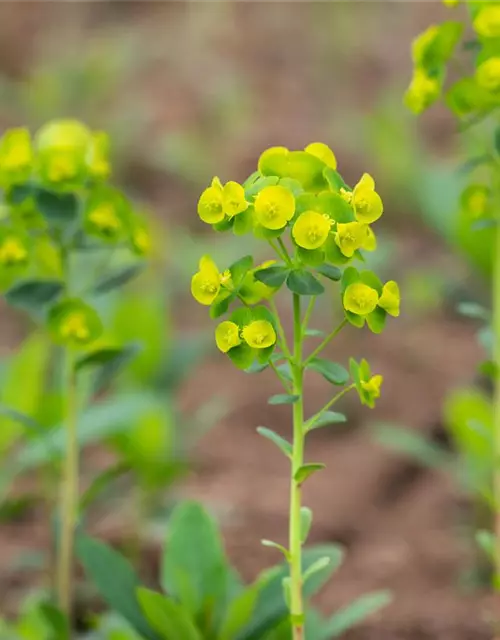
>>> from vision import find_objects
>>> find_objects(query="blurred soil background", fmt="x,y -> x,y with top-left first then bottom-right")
0,2 -> 494,638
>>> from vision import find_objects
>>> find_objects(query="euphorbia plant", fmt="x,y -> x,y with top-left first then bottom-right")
0,120 -> 150,620
191,143 -> 400,637
404,0 -> 500,599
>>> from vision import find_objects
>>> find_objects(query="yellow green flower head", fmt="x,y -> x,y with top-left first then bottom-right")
304,142 -> 337,170
49,299 -> 103,348
242,319 -> 277,349
87,131 -> 111,180
222,181 -> 248,218
335,221 -> 369,258
215,321 -> 241,353
191,255 -> 222,305
0,234 -> 28,266
0,128 -> 33,186
351,358 -> 383,408
292,210 -> 332,250
476,57 -> 500,93
404,70 -> 441,114
352,173 -> 383,224
87,204 -> 121,235
198,177 -> 224,224
474,4 -> 500,38
378,281 -> 400,317
254,185 -> 295,230
461,185 -> 490,218
443,0 -> 459,6
364,226 -> 377,252
361,374 -> 383,406
343,282 -> 379,316
412,25 -> 440,66
131,225 -> 151,256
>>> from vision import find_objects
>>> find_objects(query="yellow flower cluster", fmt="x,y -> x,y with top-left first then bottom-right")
215,318 -> 276,353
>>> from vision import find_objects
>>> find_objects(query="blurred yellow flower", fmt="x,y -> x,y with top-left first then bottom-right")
404,70 -> 441,114
335,221 -> 369,258
361,374 -> 383,404
191,255 -> 221,305
474,4 -> 500,38
60,312 -> 90,342
198,177 -> 224,224
222,181 -> 248,217
0,236 -> 27,266
476,57 -> 500,92
352,173 -> 383,224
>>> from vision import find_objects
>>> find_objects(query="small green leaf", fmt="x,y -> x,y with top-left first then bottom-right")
210,291 -> 236,319
35,189 -> 79,224
478,360 -> 498,380
219,583 -> 261,640
228,343 -> 255,370
300,507 -> 312,544
294,463 -> 326,484
257,426 -> 292,458
268,394 -> 300,405
305,328 -> 326,338
303,556 -> 331,586
457,301 -> 490,322
307,358 -> 349,385
93,263 -> 145,296
286,269 -> 324,296
6,279 -> 64,313
76,344 -> 139,372
476,529 -> 495,561
254,265 -> 289,288
316,263 -> 342,281
282,577 -> 291,609
261,539 -> 290,561
305,411 -> 347,432
137,588 -> 202,640
230,255 -> 253,286
38,602 -> 70,640
323,591 -> 392,637
79,461 -> 129,514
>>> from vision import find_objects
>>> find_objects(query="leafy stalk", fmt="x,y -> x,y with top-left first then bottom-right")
493,223 -> 500,593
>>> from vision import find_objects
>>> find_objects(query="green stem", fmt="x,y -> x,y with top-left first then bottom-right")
289,293 -> 305,639
277,237 -> 292,264
56,348 -> 78,622
269,360 -> 292,392
493,223 -> 500,592
269,299 -> 292,360
301,297 -> 316,335
304,384 -> 356,432
269,240 -> 289,265
304,318 -> 348,367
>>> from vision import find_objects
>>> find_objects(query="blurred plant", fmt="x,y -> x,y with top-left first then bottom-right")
190,143 -> 398,637
77,500 -> 390,640
0,119 -> 152,620
403,0 -> 500,604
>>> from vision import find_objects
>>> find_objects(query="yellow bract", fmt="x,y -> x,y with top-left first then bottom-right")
476,57 -> 500,93
462,185 -> 490,218
60,312 -> 90,342
222,181 -> 248,218
88,204 -> 121,233
292,211 -> 331,250
364,226 -> 377,252
304,142 -> 337,170
191,255 -> 221,305
361,374 -> 383,400
352,173 -> 383,224
46,154 -> 78,183
242,320 -> 276,349
335,222 -> 369,258
0,237 -> 27,265
132,228 -> 151,255
474,4 -> 500,38
88,131 -> 111,180
198,177 -> 224,224
378,281 -> 400,317
343,283 -> 379,315
404,70 -> 441,114
215,321 -> 241,353
254,185 -> 295,230
0,129 -> 32,173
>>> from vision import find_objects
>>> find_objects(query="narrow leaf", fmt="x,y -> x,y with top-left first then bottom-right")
5,279 -> 64,313
257,427 -> 292,458
268,394 -> 299,405
323,591 -> 392,637
305,328 -> 326,338
136,588 -> 201,640
457,302 -> 490,322
302,556 -> 331,585
93,263 -> 145,295
79,461 -> 129,514
307,358 -> 349,385
294,463 -> 326,484
305,411 -> 347,432
261,539 -> 290,561
300,507 -> 313,544
316,264 -> 342,281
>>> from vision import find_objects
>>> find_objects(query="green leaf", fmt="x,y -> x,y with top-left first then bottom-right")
457,301 -> 490,322
76,535 -> 158,640
322,591 -> 392,637
366,307 -> 387,334
256,427 -> 292,458
297,247 -> 324,268
294,463 -> 326,484
35,189 -> 79,224
305,411 -> 347,432
305,328 -> 326,338
476,530 -> 495,561
307,358 -> 349,385
315,263 -> 342,281
93,263 -> 146,296
5,279 -> 64,313
302,556 -> 331,586
230,255 -> 253,287
228,344 -> 255,370
286,269 -> 324,296
38,601 -> 70,640
219,583 -> 261,640
374,425 -> 451,470
300,507 -> 312,544
79,461 -> 129,514
136,588 -> 201,640
76,344 -> 139,372
160,501 -> 229,622
268,394 -> 299,405
78,342 -> 142,394
261,539 -> 290,561
254,265 -> 289,288
323,167 -> 349,193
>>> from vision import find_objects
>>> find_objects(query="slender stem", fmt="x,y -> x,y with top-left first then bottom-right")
304,318 -> 348,367
304,384 -> 356,432
269,239 -> 289,265
269,298 -> 292,360
493,222 -> 500,595
289,293 -> 305,639
56,348 -> 78,622
269,359 -> 292,392
277,237 -> 292,264
301,297 -> 316,335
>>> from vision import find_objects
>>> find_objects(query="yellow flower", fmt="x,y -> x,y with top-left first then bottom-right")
60,312 -> 90,342
191,255 -> 221,305
36,119 -> 92,185
292,210 -> 332,250
215,321 -> 241,353
404,70 -> 441,114
304,142 -> 337,170
474,4 -> 500,38
476,57 -> 500,93
222,181 -> 248,217
87,131 -> 111,180
88,204 -> 121,234
242,320 -> 277,349
343,283 -> 379,315
443,0 -> 459,6
378,281 -> 400,317
461,185 -> 490,219
364,226 -> 377,252
352,173 -> 383,224
335,222 -> 369,258
46,154 -> 79,183
198,177 -> 224,224
132,227 -> 151,255
0,236 -> 28,266
361,374 -> 383,404
254,185 -> 295,230
0,128 -> 33,178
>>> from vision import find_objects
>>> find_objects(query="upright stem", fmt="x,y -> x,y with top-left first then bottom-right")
56,347 -> 78,621
289,293 -> 305,639
493,223 -> 500,596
